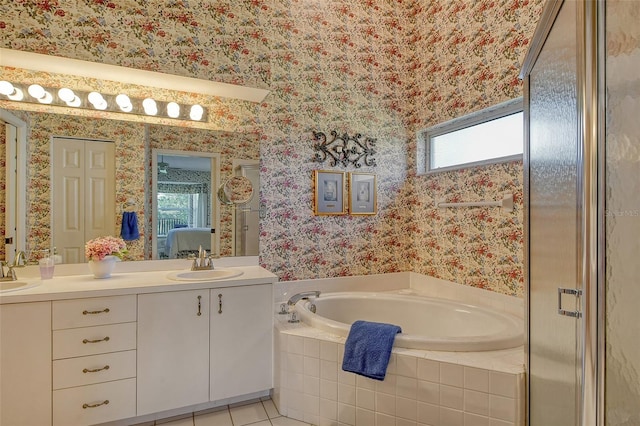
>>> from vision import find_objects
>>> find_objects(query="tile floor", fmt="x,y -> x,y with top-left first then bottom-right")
138,398 -> 311,426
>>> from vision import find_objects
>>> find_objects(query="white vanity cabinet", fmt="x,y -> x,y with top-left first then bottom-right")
0,265 -> 276,426
136,282 -> 273,414
0,301 -> 52,426
210,283 -> 273,400
137,289 -> 211,416
51,295 -> 137,426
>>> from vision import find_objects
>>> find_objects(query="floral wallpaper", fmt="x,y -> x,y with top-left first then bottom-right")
0,0 -> 543,296
1,0 -> 270,90
408,0 -> 543,296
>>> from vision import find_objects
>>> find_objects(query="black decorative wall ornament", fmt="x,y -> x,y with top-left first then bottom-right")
312,131 -> 377,168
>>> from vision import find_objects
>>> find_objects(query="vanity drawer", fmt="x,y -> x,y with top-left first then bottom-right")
53,295 -> 136,329
53,350 -> 136,390
53,322 -> 136,360
53,378 -> 136,426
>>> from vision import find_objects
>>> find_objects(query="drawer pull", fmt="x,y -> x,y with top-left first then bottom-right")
83,308 -> 110,315
82,336 -> 110,344
197,295 -> 202,316
82,400 -> 110,409
218,293 -> 223,314
83,365 -> 110,374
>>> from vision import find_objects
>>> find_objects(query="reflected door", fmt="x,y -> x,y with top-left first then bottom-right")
1,110 -> 26,262
527,1 -> 581,424
152,150 -> 220,259
52,137 -> 115,263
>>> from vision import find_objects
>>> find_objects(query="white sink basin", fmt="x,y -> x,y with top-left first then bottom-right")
166,268 -> 243,282
0,281 -> 39,293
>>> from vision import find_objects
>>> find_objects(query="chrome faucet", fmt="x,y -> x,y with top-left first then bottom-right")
13,251 -> 27,267
287,291 -> 321,307
191,246 -> 215,271
0,251 -> 27,281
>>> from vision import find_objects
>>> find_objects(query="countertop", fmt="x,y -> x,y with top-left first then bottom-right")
0,259 -> 277,304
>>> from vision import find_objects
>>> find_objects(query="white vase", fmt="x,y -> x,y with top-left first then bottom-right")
88,255 -> 117,279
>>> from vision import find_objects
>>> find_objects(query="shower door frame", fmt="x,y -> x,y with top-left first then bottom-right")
520,0 -> 605,425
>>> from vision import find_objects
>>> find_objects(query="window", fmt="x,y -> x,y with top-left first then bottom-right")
419,98 -> 523,173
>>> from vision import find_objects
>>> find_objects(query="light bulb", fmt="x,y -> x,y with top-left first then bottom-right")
88,91 -> 104,105
167,102 -> 180,118
8,88 -> 24,101
27,84 -> 46,99
142,98 -> 157,115
116,94 -> 130,107
0,81 -> 15,96
58,88 -> 75,103
190,104 -> 204,121
116,94 -> 132,112
67,95 -> 82,107
88,92 -> 108,110
39,91 -> 53,104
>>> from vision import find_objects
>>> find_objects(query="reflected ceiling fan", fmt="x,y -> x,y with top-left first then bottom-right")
158,155 -> 170,174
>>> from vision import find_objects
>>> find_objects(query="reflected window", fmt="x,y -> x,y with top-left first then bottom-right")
157,192 -> 203,235
419,98 -> 523,173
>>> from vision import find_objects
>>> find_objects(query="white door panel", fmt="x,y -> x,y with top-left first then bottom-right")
52,138 -> 115,262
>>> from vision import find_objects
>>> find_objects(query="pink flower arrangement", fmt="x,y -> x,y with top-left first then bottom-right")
85,236 -> 128,261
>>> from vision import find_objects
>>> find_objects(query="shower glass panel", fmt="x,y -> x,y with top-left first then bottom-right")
605,1 -> 640,424
528,1 -> 580,424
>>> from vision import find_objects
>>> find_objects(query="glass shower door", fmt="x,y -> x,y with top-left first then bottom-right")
527,1 -> 581,424
605,1 -> 640,424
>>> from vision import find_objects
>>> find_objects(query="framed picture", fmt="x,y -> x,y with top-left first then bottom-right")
313,170 -> 346,215
349,172 -> 377,215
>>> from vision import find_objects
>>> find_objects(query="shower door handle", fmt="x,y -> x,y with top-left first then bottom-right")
557,287 -> 582,318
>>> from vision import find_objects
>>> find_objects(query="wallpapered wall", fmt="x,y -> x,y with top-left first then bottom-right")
408,1 -> 543,296
0,0 -> 543,296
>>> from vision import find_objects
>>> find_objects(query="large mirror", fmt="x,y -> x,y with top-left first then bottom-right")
152,150 -> 219,260
0,106 -> 260,264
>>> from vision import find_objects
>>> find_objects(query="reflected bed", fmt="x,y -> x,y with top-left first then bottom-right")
164,227 -> 211,258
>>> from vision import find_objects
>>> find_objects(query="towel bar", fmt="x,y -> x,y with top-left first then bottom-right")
436,192 -> 513,212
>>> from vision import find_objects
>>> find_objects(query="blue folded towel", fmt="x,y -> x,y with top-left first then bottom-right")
341,320 -> 401,381
120,211 -> 140,241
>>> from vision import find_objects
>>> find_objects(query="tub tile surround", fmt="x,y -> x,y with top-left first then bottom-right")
274,273 -> 525,426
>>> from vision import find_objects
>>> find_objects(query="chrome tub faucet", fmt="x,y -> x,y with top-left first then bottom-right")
287,290 -> 321,306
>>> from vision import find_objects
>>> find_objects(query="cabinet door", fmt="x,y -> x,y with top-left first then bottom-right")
137,290 -> 210,415
210,284 -> 273,401
0,302 -> 52,426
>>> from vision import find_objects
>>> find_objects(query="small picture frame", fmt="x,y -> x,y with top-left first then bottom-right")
313,170 -> 346,215
349,172 -> 377,215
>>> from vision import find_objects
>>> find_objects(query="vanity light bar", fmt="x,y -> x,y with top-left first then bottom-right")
0,81 -> 207,122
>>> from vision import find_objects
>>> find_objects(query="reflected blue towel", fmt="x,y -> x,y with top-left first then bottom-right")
120,212 -> 140,241
341,320 -> 401,381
